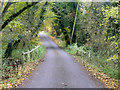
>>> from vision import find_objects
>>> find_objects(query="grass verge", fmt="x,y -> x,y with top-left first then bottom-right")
0,37 -> 46,89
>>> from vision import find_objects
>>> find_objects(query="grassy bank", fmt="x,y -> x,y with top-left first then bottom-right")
0,37 -> 46,89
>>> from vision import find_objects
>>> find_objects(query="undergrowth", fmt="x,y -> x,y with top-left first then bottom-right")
64,43 -> 118,80
49,35 -> 119,88
0,37 -> 46,89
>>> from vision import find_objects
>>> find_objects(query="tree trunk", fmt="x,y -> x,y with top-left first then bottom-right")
71,2 -> 79,44
4,35 -> 22,58
60,20 -> 70,45
4,40 -> 13,58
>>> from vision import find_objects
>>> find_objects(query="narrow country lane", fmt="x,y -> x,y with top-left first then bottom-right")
17,33 -> 105,88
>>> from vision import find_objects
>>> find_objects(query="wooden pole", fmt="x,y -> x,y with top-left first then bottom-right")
27,51 -> 30,62
89,51 -> 91,57
22,52 -> 26,64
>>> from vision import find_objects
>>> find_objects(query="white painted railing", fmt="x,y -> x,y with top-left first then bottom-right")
22,45 -> 40,63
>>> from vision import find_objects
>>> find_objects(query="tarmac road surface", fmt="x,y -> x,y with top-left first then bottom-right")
17,33 -> 105,88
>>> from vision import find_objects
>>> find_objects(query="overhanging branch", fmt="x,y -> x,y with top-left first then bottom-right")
1,2 -> 38,30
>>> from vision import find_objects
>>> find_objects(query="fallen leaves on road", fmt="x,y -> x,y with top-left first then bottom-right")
0,59 -> 43,89
50,35 -> 119,89
73,55 -> 119,89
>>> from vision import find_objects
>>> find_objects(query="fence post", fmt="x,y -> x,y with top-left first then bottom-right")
81,49 -> 83,59
89,51 -> 91,58
31,52 -> 33,61
22,52 -> 25,64
35,50 -> 37,60
76,46 -> 78,55
27,52 -> 30,62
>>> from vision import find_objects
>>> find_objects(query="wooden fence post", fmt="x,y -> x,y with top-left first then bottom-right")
81,49 -> 83,59
89,51 -> 91,58
76,46 -> 79,55
22,52 -> 25,64
27,52 -> 30,62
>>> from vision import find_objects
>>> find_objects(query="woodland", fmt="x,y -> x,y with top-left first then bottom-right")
0,1 -> 119,88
